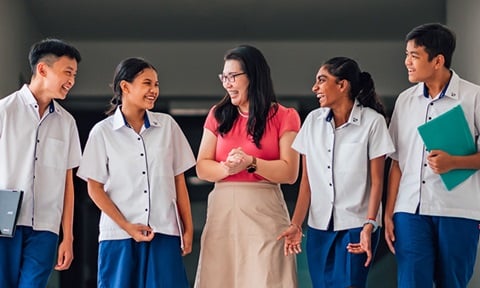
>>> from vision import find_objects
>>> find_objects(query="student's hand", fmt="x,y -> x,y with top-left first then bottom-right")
277,224 -> 303,256
54,239 -> 74,271
384,214 -> 396,254
346,225 -> 373,267
125,223 -> 155,242
181,230 -> 193,256
427,150 -> 454,174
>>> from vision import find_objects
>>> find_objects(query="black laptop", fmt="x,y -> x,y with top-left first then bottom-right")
0,189 -> 23,238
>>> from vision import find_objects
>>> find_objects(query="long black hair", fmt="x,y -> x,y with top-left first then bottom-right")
106,57 -> 157,115
214,45 -> 278,148
322,57 -> 386,117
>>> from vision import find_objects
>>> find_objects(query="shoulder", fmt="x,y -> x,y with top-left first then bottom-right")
273,103 -> 300,120
397,83 -> 422,101
0,90 -> 20,109
53,101 -> 77,122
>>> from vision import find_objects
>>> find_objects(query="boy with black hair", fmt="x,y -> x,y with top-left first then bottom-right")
385,23 -> 480,287
0,38 -> 82,287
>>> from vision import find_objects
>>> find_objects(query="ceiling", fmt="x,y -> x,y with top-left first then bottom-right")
26,0 -> 446,42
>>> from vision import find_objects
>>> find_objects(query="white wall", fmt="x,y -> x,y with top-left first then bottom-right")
447,2 -> 480,287
0,0 -> 42,97
71,40 -> 410,98
448,0 -> 480,84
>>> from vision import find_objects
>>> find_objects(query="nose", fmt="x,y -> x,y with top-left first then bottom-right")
312,82 -> 319,93
405,55 -> 411,66
223,80 -> 233,89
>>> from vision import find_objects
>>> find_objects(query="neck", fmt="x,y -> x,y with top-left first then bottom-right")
28,81 -> 52,118
424,69 -> 451,98
331,100 -> 354,127
121,105 -> 145,133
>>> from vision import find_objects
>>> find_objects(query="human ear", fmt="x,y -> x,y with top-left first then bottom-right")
120,80 -> 129,94
37,62 -> 47,77
435,54 -> 445,68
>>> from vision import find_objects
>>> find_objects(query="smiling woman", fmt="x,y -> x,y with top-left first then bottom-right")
194,45 -> 301,288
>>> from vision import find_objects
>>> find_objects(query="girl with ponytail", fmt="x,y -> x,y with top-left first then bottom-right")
278,57 -> 394,288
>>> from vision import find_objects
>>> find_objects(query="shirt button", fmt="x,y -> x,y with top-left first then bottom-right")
137,137 -> 141,141
328,149 -> 331,152
428,117 -> 432,120
142,171 -> 146,175
140,153 -> 144,156
430,102 -> 434,106
144,190 -> 147,193
422,180 -> 426,184
424,163 -> 427,167
37,139 -> 40,143
329,183 -> 332,186
35,157 -> 38,161
145,208 -> 148,212
327,165 -> 331,169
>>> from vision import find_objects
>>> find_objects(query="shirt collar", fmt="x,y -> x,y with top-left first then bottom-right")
112,106 -> 156,130
316,99 -> 362,126
19,84 -> 60,115
419,70 -> 459,100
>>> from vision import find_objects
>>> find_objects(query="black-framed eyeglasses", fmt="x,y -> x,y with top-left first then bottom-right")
218,72 -> 246,83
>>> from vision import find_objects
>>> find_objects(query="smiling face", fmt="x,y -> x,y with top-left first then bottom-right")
404,40 -> 439,84
40,56 -> 78,100
121,68 -> 159,111
221,59 -> 249,111
311,66 -> 347,108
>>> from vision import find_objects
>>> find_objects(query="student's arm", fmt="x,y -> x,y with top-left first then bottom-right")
277,156 -> 310,256
196,129 -> 229,182
87,178 -> 154,242
347,156 -> 385,267
384,160 -> 401,254
427,150 -> 480,173
55,169 -> 74,271
175,173 -> 193,256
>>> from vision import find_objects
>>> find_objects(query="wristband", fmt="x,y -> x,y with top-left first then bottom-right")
363,219 -> 379,233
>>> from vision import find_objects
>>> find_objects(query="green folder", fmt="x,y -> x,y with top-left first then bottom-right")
417,105 -> 478,191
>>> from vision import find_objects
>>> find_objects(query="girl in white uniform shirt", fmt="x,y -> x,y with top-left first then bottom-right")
77,57 -> 195,288
278,57 -> 395,288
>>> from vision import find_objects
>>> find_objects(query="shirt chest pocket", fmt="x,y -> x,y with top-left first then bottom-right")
40,138 -> 67,170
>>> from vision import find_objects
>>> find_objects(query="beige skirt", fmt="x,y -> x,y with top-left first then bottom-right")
194,182 -> 297,288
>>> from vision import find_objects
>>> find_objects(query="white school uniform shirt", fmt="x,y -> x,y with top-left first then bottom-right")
292,100 -> 394,231
389,71 -> 480,220
0,84 -> 81,235
77,107 -> 195,241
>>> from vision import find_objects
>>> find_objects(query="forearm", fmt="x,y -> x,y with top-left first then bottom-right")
87,180 -> 129,230
196,159 -> 229,182
452,152 -> 480,170
385,160 -> 401,217
366,157 -> 385,220
61,169 -> 75,241
255,158 -> 299,184
291,158 -> 310,226
175,174 -> 193,235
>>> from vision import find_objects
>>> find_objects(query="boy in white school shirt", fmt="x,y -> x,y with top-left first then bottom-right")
385,23 -> 480,287
0,38 -> 82,287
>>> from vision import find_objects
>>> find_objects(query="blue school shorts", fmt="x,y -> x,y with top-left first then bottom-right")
306,225 -> 380,288
394,212 -> 479,288
0,226 -> 58,287
98,233 -> 189,288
